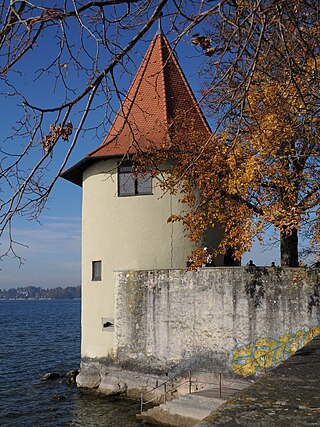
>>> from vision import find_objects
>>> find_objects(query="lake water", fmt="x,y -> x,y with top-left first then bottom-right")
0,300 -> 153,427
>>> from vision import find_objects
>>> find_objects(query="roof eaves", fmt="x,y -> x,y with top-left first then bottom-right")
60,153 -> 135,187
60,156 -> 107,186
60,157 -> 96,187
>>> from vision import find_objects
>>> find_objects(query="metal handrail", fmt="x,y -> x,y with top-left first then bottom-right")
140,369 -> 192,413
140,365 -> 257,413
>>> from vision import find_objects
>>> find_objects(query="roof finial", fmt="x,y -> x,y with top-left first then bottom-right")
155,11 -> 164,36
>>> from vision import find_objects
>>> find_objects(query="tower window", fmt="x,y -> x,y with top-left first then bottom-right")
118,161 -> 152,196
92,260 -> 102,281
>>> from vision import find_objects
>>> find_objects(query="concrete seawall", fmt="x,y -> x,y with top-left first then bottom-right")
77,267 -> 320,394
115,267 -> 320,377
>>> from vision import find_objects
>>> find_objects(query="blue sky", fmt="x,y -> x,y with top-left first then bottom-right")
0,181 -> 82,288
0,12 -> 280,290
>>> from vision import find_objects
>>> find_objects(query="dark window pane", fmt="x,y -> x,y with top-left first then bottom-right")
137,173 -> 152,194
119,172 -> 135,196
92,261 -> 101,281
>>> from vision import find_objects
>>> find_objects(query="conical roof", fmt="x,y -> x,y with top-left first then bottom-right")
88,32 -> 211,158
61,31 -> 211,186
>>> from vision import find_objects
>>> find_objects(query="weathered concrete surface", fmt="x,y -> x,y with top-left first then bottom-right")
115,267 -> 320,377
77,360 -> 172,400
77,361 -> 250,400
197,333 -> 320,426
138,405 -> 198,427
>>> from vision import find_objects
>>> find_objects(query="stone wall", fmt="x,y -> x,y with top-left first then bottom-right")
115,267 -> 320,378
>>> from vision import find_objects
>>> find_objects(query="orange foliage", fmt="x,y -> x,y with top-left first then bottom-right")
42,121 -> 73,153
137,2 -> 320,265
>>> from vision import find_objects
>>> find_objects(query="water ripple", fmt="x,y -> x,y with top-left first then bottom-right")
0,300 -> 151,427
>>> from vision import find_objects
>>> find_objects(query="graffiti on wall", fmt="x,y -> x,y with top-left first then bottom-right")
231,325 -> 320,377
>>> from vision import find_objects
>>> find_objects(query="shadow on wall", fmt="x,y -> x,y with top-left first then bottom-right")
231,325 -> 320,377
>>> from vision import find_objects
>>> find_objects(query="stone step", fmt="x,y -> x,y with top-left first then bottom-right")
137,406 -> 199,427
160,394 -> 226,420
138,382 -> 250,427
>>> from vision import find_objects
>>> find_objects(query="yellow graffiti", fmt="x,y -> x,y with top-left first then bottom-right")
231,325 -> 320,377
254,337 -> 277,369
231,343 -> 258,375
285,331 -> 307,354
274,334 -> 291,364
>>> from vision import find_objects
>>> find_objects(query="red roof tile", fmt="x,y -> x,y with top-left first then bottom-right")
88,33 -> 211,158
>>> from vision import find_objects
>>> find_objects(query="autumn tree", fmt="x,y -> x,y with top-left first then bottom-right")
201,0 -> 320,266
138,0 -> 320,266
1,0 -> 319,267
244,67 -> 320,267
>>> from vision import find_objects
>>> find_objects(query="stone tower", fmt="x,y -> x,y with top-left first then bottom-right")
61,28 -> 223,360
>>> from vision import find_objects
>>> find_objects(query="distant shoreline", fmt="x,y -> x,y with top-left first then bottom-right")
0,285 -> 81,300
0,297 -> 81,301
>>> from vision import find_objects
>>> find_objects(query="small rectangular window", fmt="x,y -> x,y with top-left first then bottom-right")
92,260 -> 102,281
118,161 -> 152,196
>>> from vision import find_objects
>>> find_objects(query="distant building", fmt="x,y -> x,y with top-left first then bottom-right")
61,26 -> 224,360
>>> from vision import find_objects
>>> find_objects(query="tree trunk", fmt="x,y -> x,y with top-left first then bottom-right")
224,248 -> 241,266
280,228 -> 298,267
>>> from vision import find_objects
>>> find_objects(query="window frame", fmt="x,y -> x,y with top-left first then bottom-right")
118,160 -> 152,197
91,260 -> 102,281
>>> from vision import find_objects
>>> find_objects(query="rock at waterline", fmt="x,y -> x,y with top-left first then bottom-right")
41,370 -> 79,383
66,369 -> 79,384
41,372 -> 60,381
52,394 -> 67,401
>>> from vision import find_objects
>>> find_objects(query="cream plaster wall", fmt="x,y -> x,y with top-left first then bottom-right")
82,158 -> 211,359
